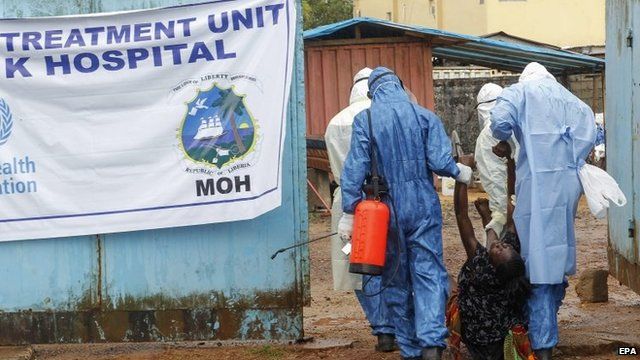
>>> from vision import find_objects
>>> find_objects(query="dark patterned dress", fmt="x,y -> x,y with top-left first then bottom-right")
457,232 -> 526,358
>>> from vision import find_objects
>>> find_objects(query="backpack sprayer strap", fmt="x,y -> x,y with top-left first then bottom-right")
359,110 -> 401,296
366,109 -> 381,199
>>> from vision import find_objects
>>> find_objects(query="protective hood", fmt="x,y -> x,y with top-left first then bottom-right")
519,62 -> 555,83
349,67 -> 373,105
477,83 -> 503,128
368,66 -> 407,101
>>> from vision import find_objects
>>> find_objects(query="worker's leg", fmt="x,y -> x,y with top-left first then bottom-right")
527,281 -> 568,350
408,219 -> 449,351
382,218 -> 422,358
355,275 -> 394,335
331,190 -> 361,291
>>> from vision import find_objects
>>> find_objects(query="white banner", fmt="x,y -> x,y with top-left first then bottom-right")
0,0 -> 296,241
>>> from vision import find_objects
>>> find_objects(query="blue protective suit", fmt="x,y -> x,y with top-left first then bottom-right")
527,282 -> 567,350
490,63 -> 595,350
341,67 -> 459,358
595,123 -> 605,146
355,275 -> 394,336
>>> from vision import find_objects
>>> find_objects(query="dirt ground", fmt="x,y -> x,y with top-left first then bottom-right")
29,193 -> 640,360
302,194 -> 640,360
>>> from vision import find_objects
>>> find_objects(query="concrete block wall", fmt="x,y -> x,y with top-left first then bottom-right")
434,76 -> 518,154
434,73 -> 604,153
569,74 -> 605,114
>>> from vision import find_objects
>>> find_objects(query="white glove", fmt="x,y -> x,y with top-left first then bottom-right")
485,213 -> 507,238
455,163 -> 473,185
579,164 -> 627,219
338,214 -> 354,242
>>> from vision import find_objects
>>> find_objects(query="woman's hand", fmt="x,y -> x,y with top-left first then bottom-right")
492,141 -> 512,159
458,154 -> 475,169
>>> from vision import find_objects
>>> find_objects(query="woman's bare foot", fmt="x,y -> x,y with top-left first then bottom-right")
474,198 -> 492,228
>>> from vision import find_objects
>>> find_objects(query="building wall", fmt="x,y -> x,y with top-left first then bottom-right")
568,74 -> 605,114
353,0 -> 605,47
483,0 -> 605,48
353,0 -> 438,27
353,0 -> 394,21
437,0 -> 487,36
434,76 -> 517,153
0,0 -> 309,344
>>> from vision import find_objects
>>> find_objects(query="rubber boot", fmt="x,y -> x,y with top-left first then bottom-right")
375,333 -> 397,352
422,347 -> 444,360
534,348 -> 553,360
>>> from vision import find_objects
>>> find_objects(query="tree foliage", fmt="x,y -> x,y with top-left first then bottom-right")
303,0 -> 353,30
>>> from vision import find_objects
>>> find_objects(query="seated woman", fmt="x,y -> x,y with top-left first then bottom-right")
449,145 -> 532,360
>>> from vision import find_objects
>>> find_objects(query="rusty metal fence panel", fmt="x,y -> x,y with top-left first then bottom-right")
606,0 -> 639,294
304,41 -> 435,137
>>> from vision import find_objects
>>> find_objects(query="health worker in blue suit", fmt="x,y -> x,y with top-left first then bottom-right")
490,62 -> 596,360
338,67 -> 473,360
325,67 -> 396,353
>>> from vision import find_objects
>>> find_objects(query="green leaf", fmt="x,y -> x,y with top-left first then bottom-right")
303,0 -> 353,30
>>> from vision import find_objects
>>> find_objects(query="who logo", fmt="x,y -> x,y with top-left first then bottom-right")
0,98 -> 13,147
618,346 -> 638,356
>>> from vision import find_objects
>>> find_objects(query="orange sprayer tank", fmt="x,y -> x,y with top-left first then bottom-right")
349,199 -> 390,275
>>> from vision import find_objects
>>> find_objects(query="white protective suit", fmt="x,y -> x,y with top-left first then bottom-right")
325,67 -> 372,290
476,83 -> 503,129
473,83 -> 517,241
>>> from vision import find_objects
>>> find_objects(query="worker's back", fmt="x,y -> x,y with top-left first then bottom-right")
519,79 -> 594,171
367,100 -> 434,186
490,63 -> 596,284
341,67 -> 459,228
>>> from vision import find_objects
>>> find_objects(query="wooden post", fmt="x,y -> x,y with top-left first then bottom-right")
601,72 -> 606,116
592,73 -> 598,112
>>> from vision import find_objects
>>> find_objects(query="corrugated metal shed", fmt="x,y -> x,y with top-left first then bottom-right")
481,31 -> 562,50
304,17 -> 605,75
0,0 -> 308,344
304,40 -> 435,137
